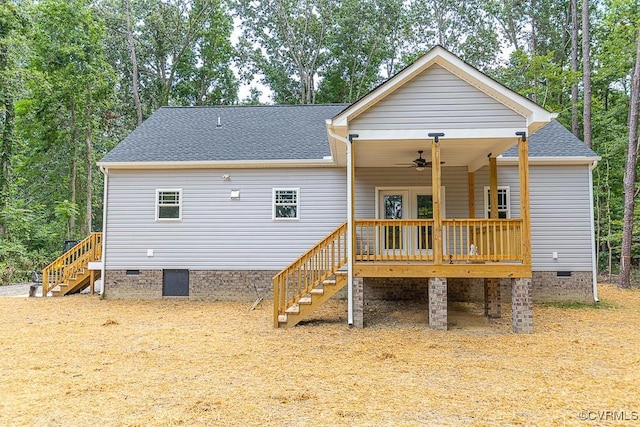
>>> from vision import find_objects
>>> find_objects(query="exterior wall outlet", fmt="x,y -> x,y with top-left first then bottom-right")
552,251 -> 558,259
147,249 -> 154,257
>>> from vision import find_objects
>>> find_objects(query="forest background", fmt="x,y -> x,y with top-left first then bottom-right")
1,0 -> 639,287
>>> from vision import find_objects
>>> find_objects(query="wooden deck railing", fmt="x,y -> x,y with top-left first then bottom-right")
273,223 -> 348,327
354,219 -> 523,263
442,219 -> 523,262
42,232 -> 103,296
355,219 -> 435,261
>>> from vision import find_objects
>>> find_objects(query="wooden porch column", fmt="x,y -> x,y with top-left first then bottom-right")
431,139 -> 443,264
518,136 -> 532,266
468,171 -> 475,218
489,156 -> 499,219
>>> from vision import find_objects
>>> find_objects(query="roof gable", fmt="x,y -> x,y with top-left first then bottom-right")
349,64 -> 525,131
330,45 -> 556,133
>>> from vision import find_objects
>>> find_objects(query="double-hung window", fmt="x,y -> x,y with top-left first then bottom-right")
273,188 -> 299,220
156,189 -> 182,221
484,186 -> 510,219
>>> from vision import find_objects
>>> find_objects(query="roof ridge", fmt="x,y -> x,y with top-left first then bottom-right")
158,103 -> 350,109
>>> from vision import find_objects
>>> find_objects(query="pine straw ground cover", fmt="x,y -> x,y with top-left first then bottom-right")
1,285 -> 639,426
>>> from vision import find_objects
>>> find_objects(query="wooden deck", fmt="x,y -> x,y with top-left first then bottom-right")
353,260 -> 530,278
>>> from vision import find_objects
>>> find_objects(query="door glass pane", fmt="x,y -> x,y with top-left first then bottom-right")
417,195 -> 433,250
383,194 -> 403,249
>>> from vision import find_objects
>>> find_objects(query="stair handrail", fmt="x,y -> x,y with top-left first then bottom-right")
42,232 -> 103,296
273,222 -> 348,327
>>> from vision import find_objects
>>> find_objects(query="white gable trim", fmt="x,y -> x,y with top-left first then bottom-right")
330,45 -> 556,132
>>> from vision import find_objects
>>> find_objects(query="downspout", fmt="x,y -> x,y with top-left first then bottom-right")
99,165 -> 109,298
589,160 -> 599,302
327,129 -> 354,325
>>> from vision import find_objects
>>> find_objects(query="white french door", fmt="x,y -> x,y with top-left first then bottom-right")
376,187 -> 443,257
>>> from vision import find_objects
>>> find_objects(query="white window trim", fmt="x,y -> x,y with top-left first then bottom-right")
272,188 -> 300,221
156,189 -> 182,221
483,186 -> 510,219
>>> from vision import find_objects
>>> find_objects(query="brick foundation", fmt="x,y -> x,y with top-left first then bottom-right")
363,277 -> 429,301
104,268 -> 594,306
512,278 -> 533,334
428,278 -> 448,331
104,269 -> 276,302
485,278 -> 501,318
447,271 -> 594,303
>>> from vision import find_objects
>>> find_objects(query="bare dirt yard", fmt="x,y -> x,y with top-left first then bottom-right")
1,284 -> 639,426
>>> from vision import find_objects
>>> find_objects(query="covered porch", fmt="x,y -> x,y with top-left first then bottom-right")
339,131 -> 534,333
273,46 -> 556,332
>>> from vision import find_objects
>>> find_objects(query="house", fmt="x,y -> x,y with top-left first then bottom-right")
96,46 -> 600,333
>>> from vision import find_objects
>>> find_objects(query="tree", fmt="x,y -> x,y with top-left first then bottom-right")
136,0 -> 237,107
19,0 -> 115,237
583,0 -> 593,148
405,0 -> 501,69
123,0 -> 142,125
236,0 -> 333,104
0,0 -> 26,237
571,0 -> 580,136
316,0 -> 403,103
620,29 -> 640,288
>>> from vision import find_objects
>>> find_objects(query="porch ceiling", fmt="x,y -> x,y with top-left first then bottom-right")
353,137 -> 520,170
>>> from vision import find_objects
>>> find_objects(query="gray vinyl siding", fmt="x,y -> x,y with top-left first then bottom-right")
475,164 -> 594,271
354,167 -> 468,219
104,168 -> 347,270
105,164 -> 594,273
350,65 -> 525,130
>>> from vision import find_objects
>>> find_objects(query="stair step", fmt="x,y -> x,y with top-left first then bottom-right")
310,288 -> 324,295
299,296 -> 312,305
285,304 -> 300,314
278,314 -> 287,323
323,279 -> 337,286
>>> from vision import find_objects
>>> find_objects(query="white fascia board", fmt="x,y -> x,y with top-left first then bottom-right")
349,128 -> 526,141
497,156 -> 601,166
97,158 -> 339,170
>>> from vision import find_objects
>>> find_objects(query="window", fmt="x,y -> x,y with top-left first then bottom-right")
484,187 -> 510,219
156,189 -> 182,220
273,188 -> 299,220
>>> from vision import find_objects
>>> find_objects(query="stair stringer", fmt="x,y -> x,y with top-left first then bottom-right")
278,272 -> 347,328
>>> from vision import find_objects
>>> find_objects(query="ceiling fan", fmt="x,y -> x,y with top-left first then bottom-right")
397,150 -> 444,171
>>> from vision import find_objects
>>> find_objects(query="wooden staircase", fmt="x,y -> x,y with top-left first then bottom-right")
274,223 -> 348,328
42,233 -> 103,297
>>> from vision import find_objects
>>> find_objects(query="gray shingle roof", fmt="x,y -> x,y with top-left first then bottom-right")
503,120 -> 598,158
99,104 -> 348,163
100,106 -> 598,164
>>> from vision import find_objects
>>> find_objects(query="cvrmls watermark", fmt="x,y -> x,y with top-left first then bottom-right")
578,410 -> 639,422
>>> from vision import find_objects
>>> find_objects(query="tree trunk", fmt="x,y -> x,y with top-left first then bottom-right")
70,99 -> 78,238
530,0 -> 538,103
124,0 -> 143,125
619,31 -> 640,289
570,0 -> 579,136
0,92 -> 13,237
85,102 -> 93,234
582,0 -> 592,148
